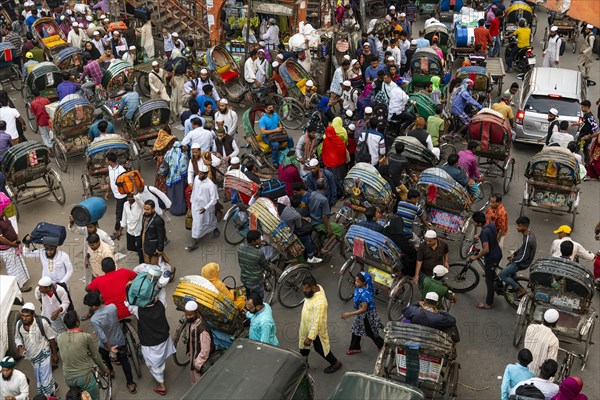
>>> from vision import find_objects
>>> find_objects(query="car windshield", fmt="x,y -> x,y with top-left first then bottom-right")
525,95 -> 580,116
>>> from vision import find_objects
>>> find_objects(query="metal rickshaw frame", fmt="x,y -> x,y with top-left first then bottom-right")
502,1 -> 537,42
0,42 -> 22,92
125,99 -> 171,161
544,13 -> 579,54
52,46 -> 84,76
206,44 -> 247,103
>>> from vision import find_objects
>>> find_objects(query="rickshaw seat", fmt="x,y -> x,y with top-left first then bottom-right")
216,64 -> 238,83
255,134 -> 271,152
533,304 -> 584,331
296,78 -> 307,94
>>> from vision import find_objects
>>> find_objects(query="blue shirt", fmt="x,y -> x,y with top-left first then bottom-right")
196,95 -> 216,113
416,37 -> 430,49
501,363 -> 535,400
57,81 -> 81,101
440,164 -> 469,187
451,89 -> 482,116
0,131 -> 12,162
396,201 -> 424,236
480,222 -> 502,263
259,112 -> 281,132
364,64 -> 384,82
184,114 -> 206,136
246,303 -> 279,346
116,91 -> 140,120
25,15 -> 39,32
87,120 -> 116,139
90,304 -> 126,349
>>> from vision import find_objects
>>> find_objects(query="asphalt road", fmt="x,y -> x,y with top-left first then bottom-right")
5,7 -> 600,400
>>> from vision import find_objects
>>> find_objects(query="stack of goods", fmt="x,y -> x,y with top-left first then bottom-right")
343,163 -> 395,214
42,35 -> 66,49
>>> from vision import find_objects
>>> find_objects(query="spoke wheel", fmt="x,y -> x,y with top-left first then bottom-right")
10,66 -> 22,91
173,320 -> 190,366
337,258 -> 363,301
53,141 -> 68,172
224,208 -> 248,245
513,296 -> 530,346
386,279 -> 413,321
82,173 -> 92,198
445,262 -> 480,293
472,181 -> 493,211
438,143 -> 456,165
279,98 -> 305,130
443,361 -> 460,400
137,73 -> 151,98
459,221 -> 476,260
277,267 -> 311,308
582,319 -> 595,369
5,185 -> 19,222
503,158 -> 515,194
263,269 -> 277,305
504,277 -> 530,309
45,168 -> 66,205
25,103 -> 38,132
124,326 -> 142,378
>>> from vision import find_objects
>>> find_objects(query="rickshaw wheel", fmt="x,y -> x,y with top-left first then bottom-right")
542,28 -> 549,52
45,168 -> 66,205
5,185 -> 19,222
137,74 -> 151,98
278,98 -> 305,130
10,66 -> 22,91
52,142 -> 68,172
438,143 -> 456,165
224,207 -> 248,245
503,277 -> 530,309
512,295 -> 530,346
172,319 -> 191,366
387,279 -> 413,322
472,181 -> 493,212
25,103 -> 38,132
572,39 -> 577,54
519,200 -> 526,217
582,318 -> 595,369
337,258 -> 363,301
277,266 -> 312,308
459,221 -> 476,260
128,141 -> 141,172
570,205 -> 577,231
81,173 -> 92,198
503,158 -> 515,194
443,361 -> 460,400
263,268 -> 277,305
446,262 -> 480,293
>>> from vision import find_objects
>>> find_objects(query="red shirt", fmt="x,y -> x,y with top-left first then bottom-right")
29,97 -> 51,127
474,26 -> 492,51
88,268 -> 137,319
489,18 -> 501,37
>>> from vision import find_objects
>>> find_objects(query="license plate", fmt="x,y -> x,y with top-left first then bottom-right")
527,57 -> 537,65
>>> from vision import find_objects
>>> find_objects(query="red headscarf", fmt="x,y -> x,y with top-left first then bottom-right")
551,377 -> 588,400
322,126 -> 347,168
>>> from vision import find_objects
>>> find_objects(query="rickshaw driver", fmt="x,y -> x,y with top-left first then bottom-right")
421,265 -> 457,308
450,78 -> 483,138
114,83 -> 140,131
259,103 -> 294,168
505,19 -> 532,72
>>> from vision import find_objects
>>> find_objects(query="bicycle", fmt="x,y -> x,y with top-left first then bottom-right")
556,347 -> 583,382
120,319 -> 143,378
92,366 -> 112,400
444,242 -> 531,309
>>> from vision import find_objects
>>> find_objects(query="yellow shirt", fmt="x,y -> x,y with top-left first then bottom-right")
491,101 -> 515,121
514,27 -> 531,48
298,285 -> 330,354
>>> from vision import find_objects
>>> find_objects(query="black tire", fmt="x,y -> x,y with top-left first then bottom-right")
45,168 -> 66,205
53,141 -> 68,172
459,221 -> 476,260
386,279 -> 413,321
503,277 -> 530,309
129,141 -> 141,172
82,173 -> 92,198
438,143 -> 456,165
337,258 -> 362,301
6,310 -> 20,359
503,158 -> 515,194
472,181 -> 493,211
223,208 -> 248,245
25,102 -> 38,132
443,361 -> 460,400
279,98 -> 305,130
173,320 -> 190,366
513,296 -> 530,346
263,268 -> 277,305
124,326 -> 142,378
277,267 -> 312,308
137,73 -> 151,98
582,319 -> 595,369
10,66 -> 22,91
446,262 -> 481,293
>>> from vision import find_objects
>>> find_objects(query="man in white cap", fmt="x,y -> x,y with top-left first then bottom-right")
256,48 -> 269,84
578,24 -> 596,79
537,108 -> 561,146
0,356 -> 29,400
182,301 -> 212,383
402,292 -> 457,334
543,26 -> 562,68
524,308 -> 560,374
341,80 -> 359,112
421,265 -> 456,308
90,30 -> 105,54
261,18 -> 280,50
212,119 -> 240,164
35,276 -> 70,334
67,21 -> 84,48
329,59 -> 351,105
15,303 -> 58,396
214,98 -> 238,137
170,33 -> 184,59
195,68 -> 220,101
110,30 -> 129,58
149,60 -> 170,101
397,12 -> 412,37
182,117 -> 213,153
414,230 -> 449,286
303,80 -> 321,111
187,161 -> 219,250
385,5 -> 398,22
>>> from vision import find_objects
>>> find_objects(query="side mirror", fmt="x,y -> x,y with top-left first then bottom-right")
587,80 -> 596,87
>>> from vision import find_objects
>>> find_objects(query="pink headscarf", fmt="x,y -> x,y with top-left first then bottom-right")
551,377 -> 588,400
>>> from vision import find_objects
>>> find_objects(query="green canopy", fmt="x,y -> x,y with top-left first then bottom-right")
328,372 -> 425,400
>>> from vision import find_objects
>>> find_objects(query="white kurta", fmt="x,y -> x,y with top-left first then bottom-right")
0,368 -> 29,400
149,68 -> 170,101
140,21 -> 155,58
542,35 -> 561,67
190,176 -> 219,239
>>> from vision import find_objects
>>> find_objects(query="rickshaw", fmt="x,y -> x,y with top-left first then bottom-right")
520,147 -> 581,229
222,169 -> 260,245
448,66 -> 493,106
133,59 -> 164,98
408,48 -> 444,91
241,106 -> 290,173
1,141 -> 66,209
172,275 -> 249,370
0,42 -> 21,91
52,46 -> 84,76
31,17 -> 68,58
50,95 -> 95,172
392,136 -> 438,174
82,134 -> 139,197
467,108 -> 515,193
179,338 -> 315,400
277,58 -> 313,129
22,62 -> 63,132
329,372 -> 425,400
502,1 -> 537,41
513,258 -> 596,370
374,322 -> 459,399
206,44 -> 246,103
124,99 -> 170,161
97,59 -> 136,115
338,225 -> 414,321
544,13 -> 579,53
424,23 -> 450,56
409,92 -> 437,120
416,167 -> 486,259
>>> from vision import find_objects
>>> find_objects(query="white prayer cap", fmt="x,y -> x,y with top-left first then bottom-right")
152,61 -> 159,66
548,108 -> 559,116
269,18 -> 276,24
362,42 -> 370,47
200,68 -> 208,74
215,115 -> 225,123
198,163 -> 209,173
389,5 -> 396,9
342,80 -> 351,87
191,143 -> 201,149
219,98 -> 229,104
424,230 -> 437,239
60,15 -> 66,20
129,45 -> 136,50
104,18 -> 110,22
550,26 -> 558,32
400,12 -> 406,16
230,156 -> 240,164
586,24 -> 594,29
172,32 -> 179,37
258,48 -> 265,53
364,106 -> 373,113
93,30 -> 100,35
343,54 -> 351,61
411,39 -> 418,45
100,14 -> 106,19
86,15 -> 93,21
89,23 -> 96,28
306,80 -> 314,87
184,301 -> 198,311
66,9 -> 72,14
345,109 -> 353,117
72,22 -> 79,27
22,302 -> 35,312
425,292 -> 439,302
272,61 -> 279,68
38,276 -> 53,286
433,265 -> 448,277
308,158 -> 319,167
544,309 -> 560,323
387,56 -> 395,61
276,53 -> 284,59
259,40 -> 266,46
348,123 -> 356,130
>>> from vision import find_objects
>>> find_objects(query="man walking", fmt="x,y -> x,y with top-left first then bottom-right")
187,163 -> 219,251
471,211 -> 502,309
299,275 -> 342,374
543,26 -> 562,68
149,60 -> 170,101
578,24 -> 596,79
29,88 -> 52,148
181,301 -> 212,384
35,276 -> 70,334
499,216 -> 536,297
237,230 -> 270,298
524,308 -> 560,374
117,192 -> 145,263
105,152 -> 127,239
486,193 -> 508,250
141,199 -> 166,264
246,292 -> 279,346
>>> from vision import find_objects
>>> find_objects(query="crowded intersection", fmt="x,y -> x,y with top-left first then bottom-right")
0,0 -> 599,399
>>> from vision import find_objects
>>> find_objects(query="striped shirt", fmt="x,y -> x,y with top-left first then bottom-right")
237,243 -> 270,286
523,324 -> 559,375
5,32 -> 23,57
396,201 -> 423,236
81,60 -> 103,85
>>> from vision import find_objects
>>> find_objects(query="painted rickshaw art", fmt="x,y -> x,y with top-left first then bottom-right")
52,46 -> 84,76
409,48 -> 444,91
97,59 -> 136,112
277,58 -> 313,129
22,62 -> 64,132
502,1 -> 537,41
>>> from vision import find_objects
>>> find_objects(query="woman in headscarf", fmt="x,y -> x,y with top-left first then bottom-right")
162,139 -> 188,216
331,117 -> 348,144
341,271 -> 384,355
278,149 -> 302,197
430,75 -> 442,105
152,126 -> 176,194
321,125 -> 348,180
347,59 -> 364,91
0,172 -> 18,233
201,262 -> 245,309
551,376 -> 588,400
84,41 -> 101,60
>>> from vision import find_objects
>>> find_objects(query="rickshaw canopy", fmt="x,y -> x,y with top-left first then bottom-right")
344,225 -> 403,270
530,257 -> 595,303
417,168 -> 471,207
526,147 -> 581,185
2,141 -> 50,175
101,59 -> 134,90
384,321 -> 456,357
52,96 -> 94,138
180,338 -> 310,400
410,48 -> 443,76
52,46 -> 83,67
454,66 -> 491,92
468,108 -> 512,155
423,23 -> 450,45
132,99 -> 171,130
343,163 -> 395,212
329,372 -> 425,400
505,2 -> 534,24
26,62 -> 63,91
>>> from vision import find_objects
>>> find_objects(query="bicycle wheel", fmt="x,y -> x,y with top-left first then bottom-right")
337,258 -> 363,301
459,221 -> 476,260
503,277 -> 530,309
173,320 -> 190,366
123,324 -> 142,378
438,143 -> 456,165
512,296 -> 530,347
386,279 -> 413,321
445,262 -> 481,293
277,267 -> 311,308
278,98 -> 305,130
263,268 -> 277,305
224,209 -> 248,245
503,158 -> 515,194
472,181 -> 493,212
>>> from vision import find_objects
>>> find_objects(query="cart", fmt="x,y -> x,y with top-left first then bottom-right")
0,42 -> 22,91
124,99 -> 170,161
31,17 -> 68,58
408,48 -> 444,91
241,106 -> 290,173
277,58 -> 312,129
97,59 -> 136,115
22,62 -> 63,132
544,14 -> 579,54
424,23 -> 451,57
485,57 -> 505,96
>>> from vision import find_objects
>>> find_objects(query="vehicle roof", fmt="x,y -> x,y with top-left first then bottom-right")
329,372 -> 425,400
528,67 -> 581,99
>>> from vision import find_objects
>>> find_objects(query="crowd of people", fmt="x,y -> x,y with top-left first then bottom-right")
0,0 -> 599,399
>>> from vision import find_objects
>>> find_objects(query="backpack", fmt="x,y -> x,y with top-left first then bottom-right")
355,131 -> 371,163
24,222 -> 67,246
126,267 -> 161,308
164,57 -> 188,75
17,315 -> 51,342
53,283 -> 75,312
514,383 -> 545,399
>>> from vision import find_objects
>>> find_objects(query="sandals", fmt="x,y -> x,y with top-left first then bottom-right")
346,349 -> 361,355
127,383 -> 137,393
153,387 -> 167,396
476,303 -> 494,309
